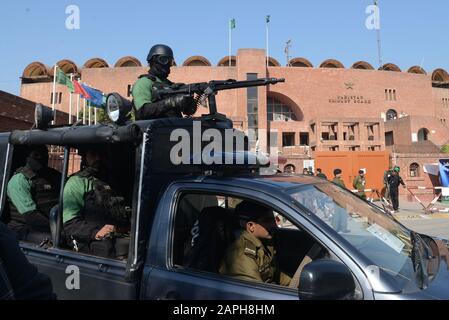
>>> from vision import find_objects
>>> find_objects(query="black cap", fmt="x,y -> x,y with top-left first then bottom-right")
334,169 -> 342,175
147,44 -> 174,63
236,201 -> 274,223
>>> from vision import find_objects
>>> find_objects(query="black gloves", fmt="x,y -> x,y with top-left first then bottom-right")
136,94 -> 197,120
165,94 -> 195,111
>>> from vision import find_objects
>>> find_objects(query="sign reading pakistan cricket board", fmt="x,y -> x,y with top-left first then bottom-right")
328,82 -> 372,104
329,95 -> 372,104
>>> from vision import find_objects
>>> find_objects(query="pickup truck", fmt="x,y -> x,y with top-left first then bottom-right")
1,115 -> 449,300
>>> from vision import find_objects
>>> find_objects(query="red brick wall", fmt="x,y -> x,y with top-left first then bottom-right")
0,90 -> 72,131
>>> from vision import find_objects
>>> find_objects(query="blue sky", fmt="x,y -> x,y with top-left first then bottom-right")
0,0 -> 448,94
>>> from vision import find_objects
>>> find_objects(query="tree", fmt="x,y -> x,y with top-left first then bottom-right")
76,107 -> 112,124
441,144 -> 449,154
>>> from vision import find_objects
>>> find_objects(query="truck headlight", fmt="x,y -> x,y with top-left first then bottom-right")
106,93 -> 132,124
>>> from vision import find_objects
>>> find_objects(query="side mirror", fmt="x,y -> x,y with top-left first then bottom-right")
298,260 -> 355,300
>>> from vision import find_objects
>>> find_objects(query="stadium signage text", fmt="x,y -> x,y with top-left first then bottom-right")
329,95 -> 372,104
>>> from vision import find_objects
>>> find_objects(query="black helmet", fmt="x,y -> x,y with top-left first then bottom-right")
147,44 -> 174,63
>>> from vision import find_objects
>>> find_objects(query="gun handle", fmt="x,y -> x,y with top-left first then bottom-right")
208,94 -> 217,114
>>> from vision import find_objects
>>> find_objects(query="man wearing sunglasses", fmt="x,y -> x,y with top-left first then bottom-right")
131,44 -> 196,120
219,201 -> 291,286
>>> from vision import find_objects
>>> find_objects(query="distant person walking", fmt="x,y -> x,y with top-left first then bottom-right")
353,169 -> 367,200
303,168 -> 309,175
316,168 -> 328,180
332,169 -> 346,188
387,166 -> 406,212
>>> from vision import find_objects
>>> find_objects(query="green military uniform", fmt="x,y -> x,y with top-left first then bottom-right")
332,177 -> 346,189
132,76 -> 162,111
219,231 -> 291,286
353,175 -> 367,199
7,166 -> 60,237
63,167 -> 130,258
62,172 -> 94,224
131,75 -> 182,119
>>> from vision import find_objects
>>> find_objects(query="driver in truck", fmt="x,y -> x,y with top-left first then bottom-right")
219,201 -> 292,286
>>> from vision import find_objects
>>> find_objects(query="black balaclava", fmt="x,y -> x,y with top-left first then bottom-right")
26,157 -> 44,172
26,147 -> 49,172
149,60 -> 171,80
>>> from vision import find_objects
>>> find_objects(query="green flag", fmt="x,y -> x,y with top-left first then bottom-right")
56,68 -> 74,92
230,18 -> 236,29
266,15 -> 271,23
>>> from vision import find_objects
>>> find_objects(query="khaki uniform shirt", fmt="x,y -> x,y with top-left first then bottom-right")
353,175 -> 367,199
219,231 -> 291,286
332,177 -> 346,189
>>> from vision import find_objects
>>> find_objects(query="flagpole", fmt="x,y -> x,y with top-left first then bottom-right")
228,20 -> 232,67
68,74 -> 73,124
88,101 -> 91,125
51,65 -> 57,124
266,20 -> 269,68
76,93 -> 80,122
94,107 -> 97,125
83,98 -> 86,125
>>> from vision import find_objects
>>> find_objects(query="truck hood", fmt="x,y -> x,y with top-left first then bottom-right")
374,239 -> 449,300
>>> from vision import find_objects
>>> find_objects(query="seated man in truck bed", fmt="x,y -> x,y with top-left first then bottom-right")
62,147 -> 131,259
7,145 -> 61,243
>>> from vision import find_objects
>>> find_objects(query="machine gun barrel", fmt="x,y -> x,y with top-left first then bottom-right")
152,77 -> 285,116
208,77 -> 285,92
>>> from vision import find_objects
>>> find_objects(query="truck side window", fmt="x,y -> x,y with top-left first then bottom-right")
172,193 -> 331,290
60,143 -> 135,259
6,145 -> 63,245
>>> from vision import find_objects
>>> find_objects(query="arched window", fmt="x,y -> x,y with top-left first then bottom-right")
409,163 -> 420,177
320,59 -> 345,69
386,109 -> 398,121
351,61 -> 374,70
418,128 -> 429,141
267,97 -> 297,121
182,56 -> 211,66
114,56 -> 142,68
23,62 -> 49,78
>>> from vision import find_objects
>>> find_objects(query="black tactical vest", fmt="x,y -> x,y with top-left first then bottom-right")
76,168 -> 130,228
133,74 -> 182,118
9,167 -> 60,225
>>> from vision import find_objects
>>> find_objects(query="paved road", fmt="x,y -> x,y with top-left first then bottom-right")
383,197 -> 449,239
400,217 -> 449,239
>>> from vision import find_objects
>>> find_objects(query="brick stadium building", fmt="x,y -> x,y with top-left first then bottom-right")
0,90 -> 71,132
19,49 -> 449,192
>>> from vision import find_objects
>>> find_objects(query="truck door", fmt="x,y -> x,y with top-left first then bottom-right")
143,182 -> 373,300
142,183 -> 301,300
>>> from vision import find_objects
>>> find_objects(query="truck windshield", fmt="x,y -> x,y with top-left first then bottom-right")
288,182 -> 431,290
